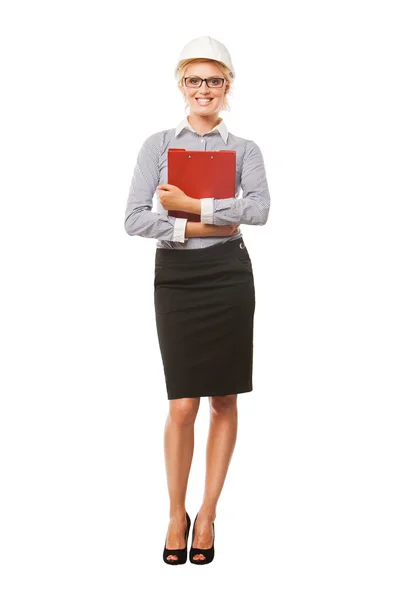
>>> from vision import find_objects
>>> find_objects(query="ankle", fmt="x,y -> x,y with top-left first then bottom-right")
198,504 -> 217,520
168,508 -> 187,520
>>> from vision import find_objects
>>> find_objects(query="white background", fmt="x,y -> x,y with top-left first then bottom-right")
1,0 -> 399,598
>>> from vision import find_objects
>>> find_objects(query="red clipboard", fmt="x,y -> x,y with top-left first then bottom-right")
167,148 -> 236,221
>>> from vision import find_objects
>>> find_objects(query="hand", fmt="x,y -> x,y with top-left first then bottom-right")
157,184 -> 188,211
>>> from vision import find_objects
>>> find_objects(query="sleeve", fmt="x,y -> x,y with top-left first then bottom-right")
200,140 -> 271,226
124,132 -> 188,242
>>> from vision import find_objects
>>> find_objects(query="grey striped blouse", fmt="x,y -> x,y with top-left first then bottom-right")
124,116 -> 271,250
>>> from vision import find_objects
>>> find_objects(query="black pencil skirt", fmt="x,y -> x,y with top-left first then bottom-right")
154,236 -> 256,400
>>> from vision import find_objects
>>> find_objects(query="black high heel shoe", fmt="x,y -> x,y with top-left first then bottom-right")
163,511 -> 191,565
189,513 -> 215,565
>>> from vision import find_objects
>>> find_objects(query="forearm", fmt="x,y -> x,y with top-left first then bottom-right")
201,196 -> 270,226
183,195 -> 268,227
184,196 -> 269,226
183,197 -> 201,215
185,221 -> 206,237
125,208 -> 187,242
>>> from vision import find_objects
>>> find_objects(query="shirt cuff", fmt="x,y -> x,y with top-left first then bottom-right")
172,217 -> 188,242
200,198 -> 214,224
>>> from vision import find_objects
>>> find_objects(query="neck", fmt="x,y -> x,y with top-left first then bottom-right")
187,114 -> 222,136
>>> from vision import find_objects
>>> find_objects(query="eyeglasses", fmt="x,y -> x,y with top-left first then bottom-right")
183,77 -> 225,88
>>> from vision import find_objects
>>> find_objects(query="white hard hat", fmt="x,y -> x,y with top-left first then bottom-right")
174,36 -> 235,80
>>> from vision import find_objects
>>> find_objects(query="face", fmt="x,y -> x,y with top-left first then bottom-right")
181,61 -> 228,117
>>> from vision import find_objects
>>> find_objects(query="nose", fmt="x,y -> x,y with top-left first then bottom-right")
199,80 -> 209,91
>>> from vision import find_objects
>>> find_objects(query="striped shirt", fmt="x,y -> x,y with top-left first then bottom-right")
124,116 -> 271,249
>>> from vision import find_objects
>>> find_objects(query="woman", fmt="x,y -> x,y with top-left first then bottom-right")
124,36 -> 271,565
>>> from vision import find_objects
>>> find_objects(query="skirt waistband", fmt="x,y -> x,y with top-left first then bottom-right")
155,237 -> 247,266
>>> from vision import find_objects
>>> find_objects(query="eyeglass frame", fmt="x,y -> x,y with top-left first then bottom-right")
183,76 -> 226,88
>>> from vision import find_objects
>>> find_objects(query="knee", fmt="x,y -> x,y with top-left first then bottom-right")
209,394 -> 237,414
169,397 -> 200,426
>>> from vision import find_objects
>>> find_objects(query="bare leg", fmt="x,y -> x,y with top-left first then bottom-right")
164,397 -> 200,561
192,394 -> 238,561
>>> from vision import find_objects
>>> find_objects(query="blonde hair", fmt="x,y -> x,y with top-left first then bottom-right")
176,58 -> 234,113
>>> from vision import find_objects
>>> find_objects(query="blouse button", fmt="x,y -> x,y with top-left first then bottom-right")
240,242 -> 245,249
